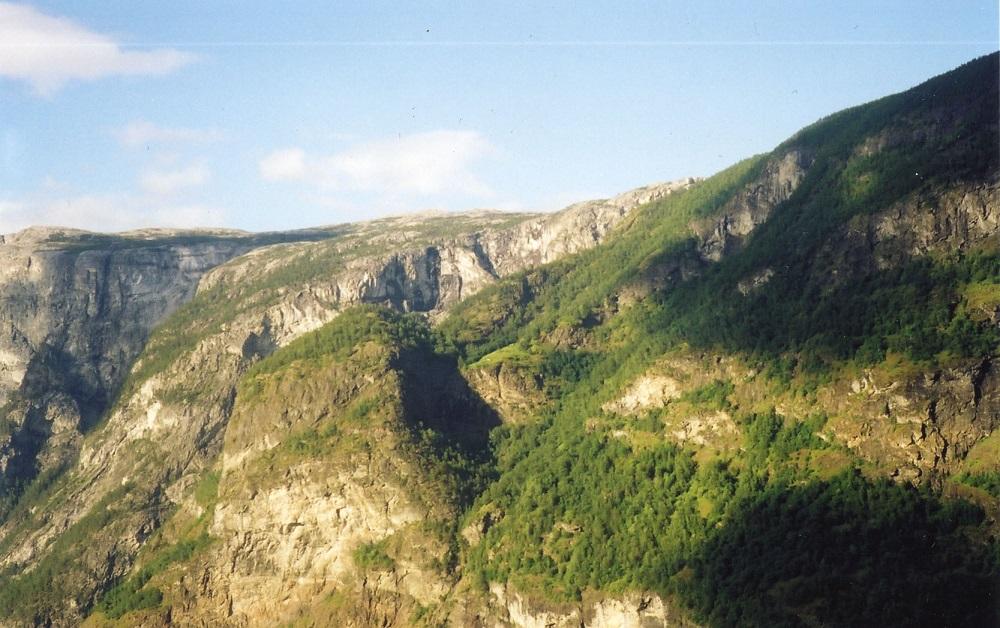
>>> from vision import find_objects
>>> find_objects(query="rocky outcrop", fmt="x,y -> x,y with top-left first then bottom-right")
736,267 -> 774,295
616,152 -> 810,308
483,583 -> 696,628
466,363 -> 546,424
161,342 -> 453,626
825,358 -> 1000,481
602,355 -> 750,454
263,180 -> 700,323
814,178 -> 1000,283
603,374 -> 683,415
696,149 -> 811,262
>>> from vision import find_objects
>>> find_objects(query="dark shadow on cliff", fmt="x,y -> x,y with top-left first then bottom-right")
641,247 -> 1000,383
672,470 -> 999,628
395,345 -> 503,507
23,343 -> 110,429
0,343 -> 109,519
631,54 -> 1000,378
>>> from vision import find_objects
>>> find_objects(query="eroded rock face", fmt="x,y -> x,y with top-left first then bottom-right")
587,594 -> 696,628
156,326 -> 505,626
0,228 -> 254,404
0,228 -> 257,496
484,583 -> 696,628
603,375 -> 683,415
696,150 -> 812,262
466,363 -> 546,424
825,358 -> 1000,481
814,178 -> 1000,282
602,355 -> 749,454
176,360 -> 444,624
617,151 -> 811,306
274,180 -> 701,324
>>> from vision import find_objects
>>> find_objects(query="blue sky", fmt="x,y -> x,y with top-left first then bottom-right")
0,1 -> 996,233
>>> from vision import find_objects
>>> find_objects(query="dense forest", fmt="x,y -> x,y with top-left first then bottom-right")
440,53 -> 1000,626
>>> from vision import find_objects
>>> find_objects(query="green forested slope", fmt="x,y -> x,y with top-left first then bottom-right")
438,53 -> 999,626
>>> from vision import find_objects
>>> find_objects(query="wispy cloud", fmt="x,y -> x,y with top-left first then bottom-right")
115,120 -> 223,148
0,2 -> 195,95
140,163 -> 211,195
260,130 -> 495,197
0,193 -> 227,234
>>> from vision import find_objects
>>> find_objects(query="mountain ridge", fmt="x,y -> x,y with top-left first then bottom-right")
0,53 -> 996,627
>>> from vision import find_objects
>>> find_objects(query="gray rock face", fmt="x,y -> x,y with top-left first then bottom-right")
304,179 -> 701,320
828,357 -> 1000,481
481,179 -> 699,277
814,178 -> 1000,281
696,149 -> 812,262
615,151 -> 810,307
0,229 -> 258,494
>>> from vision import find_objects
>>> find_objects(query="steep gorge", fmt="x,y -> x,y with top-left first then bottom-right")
0,54 -> 997,627
0,179 -> 694,627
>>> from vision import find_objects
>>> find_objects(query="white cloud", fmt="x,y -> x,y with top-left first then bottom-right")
259,130 -> 495,197
0,193 -> 227,234
260,148 -> 307,181
115,120 -> 223,148
0,2 -> 195,95
140,163 -> 210,195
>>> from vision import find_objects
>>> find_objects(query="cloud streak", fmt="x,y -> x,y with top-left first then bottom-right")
115,120 -> 223,148
260,130 -> 495,198
0,2 -> 195,95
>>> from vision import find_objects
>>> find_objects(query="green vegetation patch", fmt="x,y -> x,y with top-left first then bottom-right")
956,471 -> 1000,500
247,306 -> 432,379
963,281 -> 1000,321
193,471 -> 220,509
96,533 -> 212,619
466,343 -> 542,370
680,379 -> 735,410
352,539 -> 395,572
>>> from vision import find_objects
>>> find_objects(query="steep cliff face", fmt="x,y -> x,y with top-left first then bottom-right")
824,357 -> 999,482
464,362 -> 546,425
815,179 -> 999,279
609,149 -> 812,309
161,326 -> 463,626
0,228 -> 269,507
